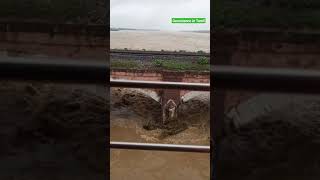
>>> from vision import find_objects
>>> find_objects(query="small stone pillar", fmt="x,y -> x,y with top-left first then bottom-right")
160,71 -> 184,124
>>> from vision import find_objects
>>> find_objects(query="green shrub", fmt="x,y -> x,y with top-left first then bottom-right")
197,57 -> 209,65
153,59 -> 164,67
111,61 -> 139,69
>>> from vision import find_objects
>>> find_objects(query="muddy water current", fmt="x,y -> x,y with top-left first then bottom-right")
111,30 -> 210,53
110,89 -> 210,180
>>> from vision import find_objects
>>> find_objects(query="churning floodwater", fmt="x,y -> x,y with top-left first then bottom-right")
110,89 -> 210,180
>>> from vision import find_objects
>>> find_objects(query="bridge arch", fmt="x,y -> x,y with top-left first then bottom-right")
226,93 -> 320,128
111,69 -> 209,122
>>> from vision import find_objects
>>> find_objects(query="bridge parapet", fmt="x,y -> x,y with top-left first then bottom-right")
0,22 -> 107,60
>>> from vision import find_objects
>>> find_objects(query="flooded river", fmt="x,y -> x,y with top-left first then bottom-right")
110,89 -> 210,180
110,30 -> 210,53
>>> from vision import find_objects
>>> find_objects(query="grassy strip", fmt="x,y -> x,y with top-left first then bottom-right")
153,61 -> 209,71
214,0 -> 320,29
110,58 -> 209,72
111,61 -> 141,69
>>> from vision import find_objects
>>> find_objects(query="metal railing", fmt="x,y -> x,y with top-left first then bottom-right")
111,79 -> 210,91
214,65 -> 320,94
0,57 -> 211,153
4,58 -> 320,153
110,142 -> 210,153
110,78 -> 210,153
3,58 -> 320,94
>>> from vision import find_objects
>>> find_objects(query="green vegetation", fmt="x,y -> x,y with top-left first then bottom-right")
197,50 -> 205,54
154,59 -> 164,67
0,0 -> 106,24
154,60 -> 210,71
197,57 -> 209,65
152,60 -> 209,71
111,61 -> 140,69
214,0 -> 320,29
111,59 -> 209,71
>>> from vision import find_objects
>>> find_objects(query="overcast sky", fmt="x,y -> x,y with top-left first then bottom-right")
111,0 -> 210,31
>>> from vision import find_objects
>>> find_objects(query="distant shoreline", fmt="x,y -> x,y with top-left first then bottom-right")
111,28 -> 209,33
111,28 -> 159,31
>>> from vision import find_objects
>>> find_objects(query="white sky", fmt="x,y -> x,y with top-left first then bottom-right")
110,0 -> 210,31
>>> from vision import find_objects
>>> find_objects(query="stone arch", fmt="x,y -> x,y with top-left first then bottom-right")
226,93 -> 320,128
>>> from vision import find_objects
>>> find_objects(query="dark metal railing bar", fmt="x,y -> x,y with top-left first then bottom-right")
3,58 -> 320,94
0,58 -> 107,83
110,141 -> 210,153
111,79 -> 210,91
213,65 -> 320,94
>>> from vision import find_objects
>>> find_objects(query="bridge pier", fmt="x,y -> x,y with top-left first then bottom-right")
159,89 -> 181,124
160,72 -> 184,124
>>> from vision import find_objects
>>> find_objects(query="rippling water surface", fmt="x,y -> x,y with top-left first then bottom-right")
111,30 -> 210,52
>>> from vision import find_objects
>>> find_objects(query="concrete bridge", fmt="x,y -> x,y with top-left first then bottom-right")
111,69 -> 209,122
5,22 -> 320,124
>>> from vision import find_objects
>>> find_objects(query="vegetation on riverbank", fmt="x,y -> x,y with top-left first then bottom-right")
152,59 -> 209,71
111,61 -> 141,69
111,57 -> 210,72
214,0 -> 320,29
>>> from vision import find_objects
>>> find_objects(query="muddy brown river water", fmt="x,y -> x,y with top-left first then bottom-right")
110,91 -> 210,180
110,30 -> 210,53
